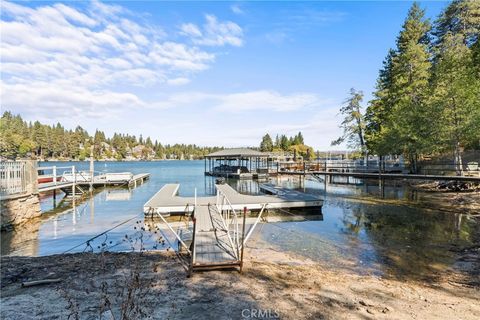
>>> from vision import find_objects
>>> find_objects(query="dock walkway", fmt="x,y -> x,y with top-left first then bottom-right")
279,170 -> 480,182
192,205 -> 238,267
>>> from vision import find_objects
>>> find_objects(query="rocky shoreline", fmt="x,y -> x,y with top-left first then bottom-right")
1,246 -> 479,320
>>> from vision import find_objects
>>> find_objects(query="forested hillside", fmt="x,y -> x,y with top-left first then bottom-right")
0,112 -> 222,160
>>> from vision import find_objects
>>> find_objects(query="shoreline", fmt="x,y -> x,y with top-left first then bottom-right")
1,246 -> 479,320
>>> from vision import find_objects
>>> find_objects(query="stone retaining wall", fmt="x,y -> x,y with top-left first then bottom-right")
1,193 -> 41,230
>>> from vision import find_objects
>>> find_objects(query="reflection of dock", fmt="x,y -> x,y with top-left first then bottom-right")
144,183 -> 322,274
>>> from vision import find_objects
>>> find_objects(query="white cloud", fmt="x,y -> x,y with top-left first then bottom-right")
0,1 -> 243,120
231,4 -> 244,15
0,81 -> 145,119
167,77 -> 191,86
180,14 -> 243,47
214,91 -> 323,112
151,90 -> 332,112
180,23 -> 202,37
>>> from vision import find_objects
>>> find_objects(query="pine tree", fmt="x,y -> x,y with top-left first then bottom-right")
332,88 -> 367,158
260,134 -> 273,152
365,49 -> 397,155
433,0 -> 480,47
430,0 -> 480,174
388,2 -> 432,172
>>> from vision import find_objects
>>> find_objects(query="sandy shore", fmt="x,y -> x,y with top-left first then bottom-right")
1,246 -> 479,320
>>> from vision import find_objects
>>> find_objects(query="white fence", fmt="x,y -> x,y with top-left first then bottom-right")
0,160 -> 37,198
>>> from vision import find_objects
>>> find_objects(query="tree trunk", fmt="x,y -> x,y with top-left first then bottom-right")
409,153 -> 418,174
453,140 -> 463,176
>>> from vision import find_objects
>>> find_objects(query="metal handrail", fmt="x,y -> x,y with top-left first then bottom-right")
215,189 -> 242,259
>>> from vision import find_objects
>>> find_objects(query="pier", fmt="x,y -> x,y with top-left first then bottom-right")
144,183 -> 322,273
37,169 -> 150,195
274,159 -> 480,183
0,160 -> 150,228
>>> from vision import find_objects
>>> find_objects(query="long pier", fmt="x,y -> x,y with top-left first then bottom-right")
277,170 -> 480,182
144,183 -> 322,273
38,173 -> 150,194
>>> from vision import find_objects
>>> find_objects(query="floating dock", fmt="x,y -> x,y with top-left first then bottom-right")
143,183 -> 323,215
143,183 -> 322,274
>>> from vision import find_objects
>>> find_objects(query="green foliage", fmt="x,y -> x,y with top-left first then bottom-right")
332,88 -> 366,155
261,131 -> 312,158
433,0 -> 480,46
0,112 -> 222,160
363,0 -> 480,174
288,144 -> 314,160
365,49 -> 396,155
260,134 -> 273,152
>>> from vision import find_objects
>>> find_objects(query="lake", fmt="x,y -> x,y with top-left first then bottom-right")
1,160 -> 478,279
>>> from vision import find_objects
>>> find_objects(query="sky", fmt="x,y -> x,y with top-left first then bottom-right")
0,0 -> 447,150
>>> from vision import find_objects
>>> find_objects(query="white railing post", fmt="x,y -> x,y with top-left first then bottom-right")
72,165 -> 76,198
53,166 -> 57,186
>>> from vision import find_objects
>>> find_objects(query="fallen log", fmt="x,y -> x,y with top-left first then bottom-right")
21,278 -> 62,287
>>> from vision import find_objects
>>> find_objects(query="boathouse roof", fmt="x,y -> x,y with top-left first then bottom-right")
206,148 -> 267,158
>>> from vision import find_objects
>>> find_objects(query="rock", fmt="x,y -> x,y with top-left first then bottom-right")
100,309 -> 114,320
367,308 -> 374,314
1,194 -> 41,229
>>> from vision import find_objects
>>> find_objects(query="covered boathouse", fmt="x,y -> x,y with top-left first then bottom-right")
204,148 -> 270,179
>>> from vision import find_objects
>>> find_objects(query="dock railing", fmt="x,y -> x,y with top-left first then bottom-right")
278,158 -> 480,176
0,160 -> 38,198
38,165 -> 78,185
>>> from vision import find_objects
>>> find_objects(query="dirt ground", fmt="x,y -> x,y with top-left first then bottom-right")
1,245 -> 479,320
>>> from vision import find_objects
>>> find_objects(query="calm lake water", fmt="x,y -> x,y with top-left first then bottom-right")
1,160 -> 478,279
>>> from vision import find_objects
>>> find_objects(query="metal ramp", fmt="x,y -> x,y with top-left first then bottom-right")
148,185 -> 267,275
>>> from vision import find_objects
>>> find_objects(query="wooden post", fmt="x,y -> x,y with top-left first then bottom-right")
89,148 -> 94,191
26,160 -> 38,195
240,206 -> 247,273
72,165 -> 76,198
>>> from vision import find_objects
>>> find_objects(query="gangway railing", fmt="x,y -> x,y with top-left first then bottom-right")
214,188 -> 266,261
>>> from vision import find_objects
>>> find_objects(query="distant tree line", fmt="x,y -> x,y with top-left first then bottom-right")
333,1 -> 480,174
0,111 -> 222,160
260,132 -> 314,159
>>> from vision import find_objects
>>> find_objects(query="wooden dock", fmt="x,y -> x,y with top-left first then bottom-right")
277,170 -> 480,182
143,183 -> 323,215
144,183 -> 322,273
38,172 -> 150,194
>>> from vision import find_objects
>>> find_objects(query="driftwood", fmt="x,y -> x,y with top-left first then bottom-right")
21,278 -> 62,287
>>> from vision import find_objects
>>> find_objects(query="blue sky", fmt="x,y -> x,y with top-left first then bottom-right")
1,1 -> 447,150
